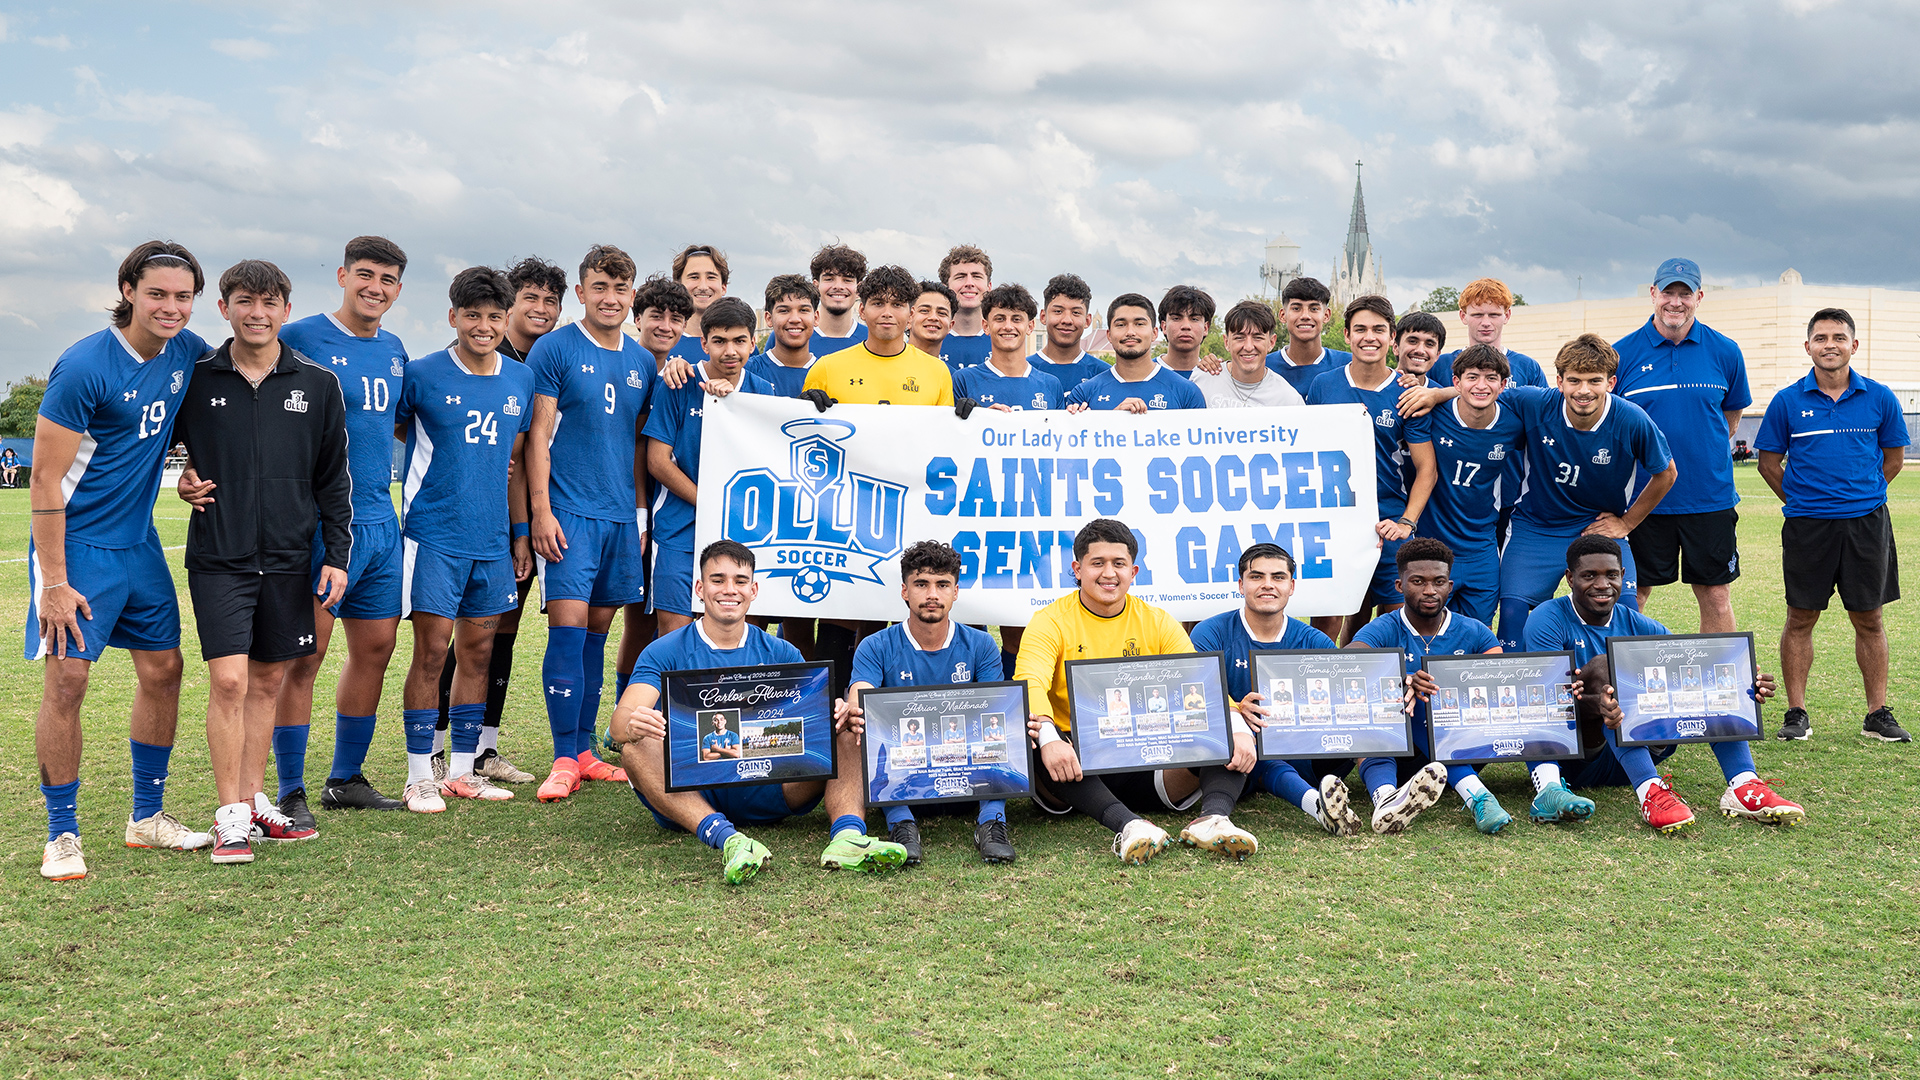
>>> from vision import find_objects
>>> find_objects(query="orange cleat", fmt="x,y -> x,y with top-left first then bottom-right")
576,754 -> 628,784
537,760 -> 582,802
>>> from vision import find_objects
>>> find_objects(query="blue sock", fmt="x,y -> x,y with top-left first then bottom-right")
329,713 -> 377,780
129,739 -> 171,820
883,804 -> 915,828
697,812 -> 737,850
272,724 -> 310,799
42,779 -> 79,841
1711,738 -> 1757,780
576,631 -> 608,757
1254,760 -> 1313,805
1000,650 -> 1017,680
1495,595 -> 1532,652
1444,763 -> 1480,788
1603,727 -> 1660,789
542,625 -> 588,762
1359,757 -> 1399,795
831,813 -> 867,838
449,702 -> 484,754
976,799 -> 1006,824
402,708 -> 438,755
615,669 -> 633,699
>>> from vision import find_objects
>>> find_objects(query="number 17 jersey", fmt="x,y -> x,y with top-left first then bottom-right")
528,322 -> 656,523
396,350 -> 534,560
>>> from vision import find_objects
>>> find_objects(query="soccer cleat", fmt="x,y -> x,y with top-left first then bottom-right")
536,761 -> 581,802
1111,818 -> 1170,865
723,833 -> 772,885
1371,762 -> 1448,834
210,818 -> 254,864
430,750 -> 448,782
973,819 -> 1017,864
320,774 -> 405,811
1179,814 -> 1259,860
251,801 -> 318,842
1315,774 -> 1363,837
124,810 -> 213,851
474,749 -> 534,784
1721,778 -> 1806,825
575,754 -> 628,783
441,773 -> 515,801
404,778 -> 447,814
1639,777 -> 1695,833
1467,791 -> 1512,835
1528,780 -> 1596,824
1863,707 -> 1912,743
41,833 -> 86,881
278,789 -> 318,834
888,819 -> 924,866
1776,707 -> 1811,741
820,831 -> 910,872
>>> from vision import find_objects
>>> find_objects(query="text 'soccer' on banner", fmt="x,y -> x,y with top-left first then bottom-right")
695,394 -> 1382,624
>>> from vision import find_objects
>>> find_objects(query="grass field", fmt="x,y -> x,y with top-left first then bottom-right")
2,470 -> 1916,1079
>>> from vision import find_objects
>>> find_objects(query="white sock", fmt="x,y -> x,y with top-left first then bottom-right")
1453,774 -> 1489,805
1530,762 -> 1562,794
1726,770 -> 1758,789
478,725 -> 500,755
407,752 -> 436,786
449,751 -> 477,779
432,725 -> 448,755
1635,778 -> 1659,802
1298,789 -> 1322,818
1372,785 -> 1397,805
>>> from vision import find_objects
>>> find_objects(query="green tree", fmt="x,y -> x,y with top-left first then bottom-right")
1418,286 -> 1460,314
1321,317 -> 1348,353
1512,292 -> 1527,306
0,376 -> 46,438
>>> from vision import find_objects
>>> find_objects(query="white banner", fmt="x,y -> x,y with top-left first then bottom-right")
692,394 -> 1381,624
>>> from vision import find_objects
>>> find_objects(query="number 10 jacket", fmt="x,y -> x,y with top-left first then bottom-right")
173,340 -> 353,575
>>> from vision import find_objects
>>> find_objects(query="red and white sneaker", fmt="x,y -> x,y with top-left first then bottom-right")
576,753 -> 627,784
1639,777 -> 1695,834
1720,778 -> 1805,825
251,804 -> 318,842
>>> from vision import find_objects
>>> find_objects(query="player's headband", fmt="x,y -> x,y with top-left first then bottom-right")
144,252 -> 192,265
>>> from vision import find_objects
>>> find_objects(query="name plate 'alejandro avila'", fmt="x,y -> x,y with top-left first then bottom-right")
859,681 -> 1033,807
1608,633 -> 1763,747
1065,652 -> 1232,776
663,662 -> 835,792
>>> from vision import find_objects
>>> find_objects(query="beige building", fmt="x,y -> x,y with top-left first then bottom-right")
1498,269 -> 1920,414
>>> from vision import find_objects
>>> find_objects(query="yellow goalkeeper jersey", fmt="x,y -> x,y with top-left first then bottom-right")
1016,591 -> 1193,733
803,343 -> 954,406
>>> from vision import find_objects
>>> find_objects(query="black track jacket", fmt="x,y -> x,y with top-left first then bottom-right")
174,340 -> 353,575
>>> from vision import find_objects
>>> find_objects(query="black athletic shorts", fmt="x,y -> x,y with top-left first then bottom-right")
1629,508 -> 1740,588
1782,506 -> 1900,613
187,571 -> 317,662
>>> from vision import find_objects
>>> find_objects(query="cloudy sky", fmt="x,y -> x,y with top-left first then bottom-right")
0,0 -> 1912,381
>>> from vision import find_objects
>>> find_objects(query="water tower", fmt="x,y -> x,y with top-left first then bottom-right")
1260,234 -> 1302,298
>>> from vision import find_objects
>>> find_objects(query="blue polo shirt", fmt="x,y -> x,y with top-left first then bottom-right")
1611,318 -> 1752,514
1755,368 -> 1910,519
1431,348 -> 1548,389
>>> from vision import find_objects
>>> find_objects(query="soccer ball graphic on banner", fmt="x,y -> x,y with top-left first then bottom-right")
791,565 -> 832,603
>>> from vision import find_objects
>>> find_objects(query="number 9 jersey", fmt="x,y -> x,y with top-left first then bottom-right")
527,322 -> 656,523
395,350 -> 535,561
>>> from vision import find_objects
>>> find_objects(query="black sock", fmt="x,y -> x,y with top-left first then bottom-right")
1197,765 -> 1248,819
436,652 -> 455,733
1050,775 -> 1139,832
484,630 -> 517,727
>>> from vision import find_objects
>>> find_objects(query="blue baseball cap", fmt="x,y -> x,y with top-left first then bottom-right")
1653,257 -> 1701,292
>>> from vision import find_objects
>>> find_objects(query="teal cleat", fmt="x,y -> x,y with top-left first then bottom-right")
1468,790 -> 1512,835
1529,780 -> 1596,824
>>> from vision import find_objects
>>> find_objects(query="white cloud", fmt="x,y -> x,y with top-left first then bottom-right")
210,38 -> 276,60
0,108 -> 58,150
32,34 -> 71,51
0,163 -> 86,234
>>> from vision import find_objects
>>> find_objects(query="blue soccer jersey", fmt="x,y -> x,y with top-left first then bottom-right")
1028,352 -> 1110,399
280,314 -> 408,526
1611,319 -> 1752,514
528,322 -> 656,523
668,334 -> 706,366
1063,363 -> 1207,411
700,728 -> 742,755
396,350 -> 535,560
939,332 -> 991,372
1404,399 -> 1528,560
1307,364 -> 1416,518
37,326 -> 208,547
1502,386 -> 1673,532
1189,609 -> 1334,702
1353,607 -> 1502,730
1431,348 -> 1548,389
744,351 -> 816,398
1266,346 -> 1350,395
850,621 -> 1003,689
633,620 -> 805,691
1520,595 -> 1667,666
811,324 -> 868,356
953,361 -> 1063,412
644,367 -> 775,540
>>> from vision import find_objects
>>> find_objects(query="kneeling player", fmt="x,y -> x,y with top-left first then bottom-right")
610,542 -> 907,884
1523,536 -> 1800,832
1016,519 -> 1259,863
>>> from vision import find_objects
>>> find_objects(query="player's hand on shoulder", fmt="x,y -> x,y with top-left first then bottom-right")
177,466 -> 215,511
1196,354 -> 1223,376
660,357 -> 696,389
704,379 -> 736,399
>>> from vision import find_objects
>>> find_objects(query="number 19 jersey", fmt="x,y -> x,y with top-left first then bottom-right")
279,313 -> 409,527
396,351 -> 534,560
528,322 -> 656,523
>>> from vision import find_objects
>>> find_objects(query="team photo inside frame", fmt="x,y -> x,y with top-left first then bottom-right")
1250,647 -> 1414,759
1065,652 -> 1231,775
1423,651 -> 1581,765
663,661 -> 835,792
1607,633 -> 1763,747
859,681 -> 1032,807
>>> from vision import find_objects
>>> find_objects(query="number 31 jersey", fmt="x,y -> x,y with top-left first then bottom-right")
280,313 -> 409,528
1503,385 -> 1673,533
528,322 -> 656,522
396,350 -> 534,560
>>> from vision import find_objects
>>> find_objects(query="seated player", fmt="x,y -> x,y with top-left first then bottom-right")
1404,344 -> 1525,624
837,541 -> 1015,865
1017,519 -> 1259,863
952,284 -> 1063,412
1191,544 -> 1364,837
1063,295 -> 1205,412
610,541 -> 908,883
1523,536 -> 1801,832
1,446 -> 17,487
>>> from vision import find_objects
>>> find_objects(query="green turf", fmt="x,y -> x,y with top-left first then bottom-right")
2,470 -> 1916,1078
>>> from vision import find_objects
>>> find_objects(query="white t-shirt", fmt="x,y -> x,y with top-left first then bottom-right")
1192,366 -> 1306,409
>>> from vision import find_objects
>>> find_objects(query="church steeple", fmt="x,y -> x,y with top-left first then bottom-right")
1332,159 -> 1385,312
1344,160 -> 1370,265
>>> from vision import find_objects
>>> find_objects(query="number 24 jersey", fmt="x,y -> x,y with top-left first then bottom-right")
397,351 -> 534,560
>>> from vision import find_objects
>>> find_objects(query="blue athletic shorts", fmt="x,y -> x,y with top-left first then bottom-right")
402,539 -> 520,619
1499,521 -> 1640,609
313,518 -> 403,621
635,780 -> 822,832
1445,545 -> 1500,625
647,519 -> 695,616
25,534 -> 179,662
1365,533 -> 1407,609
538,508 -> 644,607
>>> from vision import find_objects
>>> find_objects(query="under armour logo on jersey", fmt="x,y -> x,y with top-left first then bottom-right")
1541,436 -> 1556,446
899,670 -> 912,681
123,390 -> 139,401
580,364 -> 595,374
1641,364 -> 1654,372
210,397 -> 227,406
298,634 -> 314,646
1592,448 -> 1612,465
1439,436 -> 1455,447
284,390 -> 309,413
445,395 -> 462,405
1801,410 -> 1814,417
330,355 -> 349,366
689,406 -> 703,418
1234,657 -> 1247,669
1098,394 -> 1111,402
628,370 -> 643,388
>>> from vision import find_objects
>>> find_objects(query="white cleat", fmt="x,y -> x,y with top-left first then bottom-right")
1179,814 -> 1259,860
1112,819 -> 1170,865
1371,762 -> 1448,834
125,810 -> 213,851
405,778 -> 447,814
42,833 -> 87,881
1316,775 -> 1363,837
